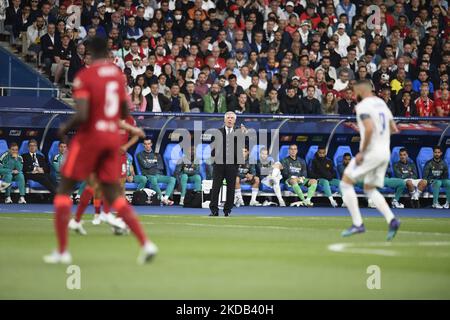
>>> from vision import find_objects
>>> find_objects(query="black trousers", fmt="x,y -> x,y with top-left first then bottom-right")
209,164 -> 238,214
25,173 -> 57,194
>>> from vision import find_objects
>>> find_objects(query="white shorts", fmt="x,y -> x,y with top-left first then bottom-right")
404,179 -> 423,187
344,156 -> 389,188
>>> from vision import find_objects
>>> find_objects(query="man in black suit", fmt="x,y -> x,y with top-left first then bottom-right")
145,82 -> 171,112
209,111 -> 248,217
40,22 -> 60,74
21,139 -> 57,193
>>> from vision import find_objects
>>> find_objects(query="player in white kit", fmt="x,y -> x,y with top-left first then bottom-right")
340,79 -> 401,240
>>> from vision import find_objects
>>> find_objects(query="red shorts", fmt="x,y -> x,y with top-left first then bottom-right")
61,133 -> 121,184
120,154 -> 127,178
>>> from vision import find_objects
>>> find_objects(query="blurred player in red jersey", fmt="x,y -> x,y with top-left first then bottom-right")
44,37 -> 158,264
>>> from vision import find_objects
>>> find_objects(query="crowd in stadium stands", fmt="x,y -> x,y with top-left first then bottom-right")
1,139 -> 449,208
1,0 -> 449,116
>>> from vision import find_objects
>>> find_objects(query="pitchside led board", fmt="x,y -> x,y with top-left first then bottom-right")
0,109 -> 449,162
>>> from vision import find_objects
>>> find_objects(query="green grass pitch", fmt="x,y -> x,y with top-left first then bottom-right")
1,213 -> 450,299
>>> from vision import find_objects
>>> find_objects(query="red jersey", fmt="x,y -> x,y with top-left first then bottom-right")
435,98 -> 450,117
119,115 -> 137,146
72,61 -> 127,138
414,97 -> 435,117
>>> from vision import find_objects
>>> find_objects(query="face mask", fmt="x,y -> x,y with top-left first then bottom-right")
175,15 -> 182,21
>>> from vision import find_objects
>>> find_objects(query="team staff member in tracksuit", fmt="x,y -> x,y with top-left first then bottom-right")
423,146 -> 450,209
234,146 -> 262,207
174,146 -> 202,206
393,147 -> 428,208
310,146 -> 340,208
137,137 -> 176,205
52,141 -> 67,184
0,142 -> 26,204
281,144 -> 318,207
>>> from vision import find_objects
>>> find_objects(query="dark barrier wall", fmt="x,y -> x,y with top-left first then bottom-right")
0,46 -> 55,98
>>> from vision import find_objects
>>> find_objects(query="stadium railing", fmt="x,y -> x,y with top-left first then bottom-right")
0,108 -> 449,198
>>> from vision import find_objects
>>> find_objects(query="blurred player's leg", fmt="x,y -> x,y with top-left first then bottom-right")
102,182 -> 157,264
44,177 -> 77,264
340,176 -> 365,237
365,186 -> 400,241
74,186 -> 94,223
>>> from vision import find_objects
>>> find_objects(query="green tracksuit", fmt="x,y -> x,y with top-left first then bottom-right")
52,152 -> 65,184
137,150 -> 176,198
281,156 -> 317,201
0,152 -> 26,197
423,158 -> 450,204
393,160 -> 419,180
175,161 -> 202,197
237,158 -> 257,181
126,157 -> 147,190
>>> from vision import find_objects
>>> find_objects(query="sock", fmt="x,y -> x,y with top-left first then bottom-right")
273,183 -> 284,204
307,183 -> 317,200
75,186 -> 94,223
328,196 -> 335,203
235,188 -> 242,201
366,189 -> 395,224
112,197 -> 148,246
102,198 -> 111,214
292,183 -> 305,201
53,194 -> 72,254
94,198 -> 101,214
251,188 -> 258,203
340,181 -> 363,227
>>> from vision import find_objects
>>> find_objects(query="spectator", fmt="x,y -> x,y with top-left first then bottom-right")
280,86 -> 303,114
413,70 -> 435,93
395,91 -> 418,117
337,88 -> 355,115
0,142 -> 26,204
26,15 -> 47,61
300,86 -> 322,114
174,146 -> 202,206
321,91 -> 337,114
246,85 -> 261,114
67,42 -> 85,83
261,88 -> 281,114
136,137 -> 175,205
130,84 -> 147,112
203,82 -> 227,113
184,81 -> 204,112
51,141 -> 67,184
40,22 -> 60,75
169,84 -> 190,112
414,83 -> 435,117
333,70 -> 349,91
52,34 -> 72,86
310,146 -> 340,207
435,88 -> 450,117
281,144 -> 318,207
423,146 -> 450,209
21,139 -> 56,194
145,82 -> 171,112
393,148 -> 428,208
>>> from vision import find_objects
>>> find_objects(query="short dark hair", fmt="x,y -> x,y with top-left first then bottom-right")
86,37 -> 108,59
399,148 -> 407,154
343,153 -> 351,158
9,142 -> 18,149
433,146 -> 442,152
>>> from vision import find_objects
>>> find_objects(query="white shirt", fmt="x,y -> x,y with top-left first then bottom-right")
356,96 -> 393,157
237,75 -> 252,91
225,127 -> 233,135
151,94 -> 161,112
333,79 -> 349,91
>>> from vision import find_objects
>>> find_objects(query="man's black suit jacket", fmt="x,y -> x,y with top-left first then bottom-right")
21,153 -> 50,174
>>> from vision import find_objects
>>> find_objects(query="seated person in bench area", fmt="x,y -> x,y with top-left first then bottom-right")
0,142 -> 26,204
22,139 -> 57,194
174,146 -> 202,206
234,146 -> 262,207
281,144 -> 317,207
125,156 -> 147,191
257,147 -> 285,207
310,146 -> 340,208
52,141 -> 67,184
137,137 -> 175,206
423,146 -> 450,209
393,147 -> 427,208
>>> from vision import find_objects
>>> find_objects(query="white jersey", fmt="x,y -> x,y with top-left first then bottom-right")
355,96 -> 393,158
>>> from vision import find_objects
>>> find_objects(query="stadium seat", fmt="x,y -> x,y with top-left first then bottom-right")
333,146 -> 352,179
163,143 -> 183,177
445,149 -> 450,178
390,146 -> 405,175
305,145 -> 318,167
250,144 -> 266,162
0,139 -> 8,156
47,140 -> 60,163
133,143 -> 145,175
416,147 -> 434,178
278,145 -> 290,161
